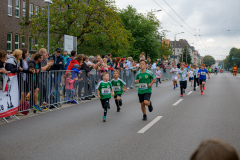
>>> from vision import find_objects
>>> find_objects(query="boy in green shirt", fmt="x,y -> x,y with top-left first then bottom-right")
96,72 -> 114,122
111,70 -> 126,112
135,60 -> 156,121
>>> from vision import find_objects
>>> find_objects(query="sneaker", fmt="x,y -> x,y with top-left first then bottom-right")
176,84 -> 178,87
67,98 -> 72,103
103,116 -> 106,122
142,114 -> 147,121
85,97 -> 91,100
33,105 -> 42,112
117,106 -> 121,112
71,99 -> 78,104
201,91 -> 203,95
193,88 -> 196,91
148,101 -> 153,112
180,94 -> 183,97
191,85 -> 192,87
119,99 -> 122,106
174,87 -> 175,89
203,86 -> 205,90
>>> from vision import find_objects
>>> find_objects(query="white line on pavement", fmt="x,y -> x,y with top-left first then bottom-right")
187,91 -> 193,95
137,116 -> 163,134
173,99 -> 183,106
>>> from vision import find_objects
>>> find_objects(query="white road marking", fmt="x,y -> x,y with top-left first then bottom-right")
173,99 -> 183,106
187,91 -> 193,95
137,116 -> 163,134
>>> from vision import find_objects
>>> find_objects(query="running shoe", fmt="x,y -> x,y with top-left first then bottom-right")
203,86 -> 205,90
148,101 -> 153,112
67,98 -> 72,103
201,91 -> 203,95
103,116 -> 106,122
33,105 -> 42,112
193,88 -> 196,91
180,94 -> 183,97
142,114 -> 147,121
119,99 -> 122,106
176,84 -> 178,87
117,106 -> 121,112
174,87 -> 175,89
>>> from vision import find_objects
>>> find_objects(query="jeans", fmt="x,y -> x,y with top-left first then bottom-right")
65,89 -> 75,100
126,74 -> 133,88
156,78 -> 161,86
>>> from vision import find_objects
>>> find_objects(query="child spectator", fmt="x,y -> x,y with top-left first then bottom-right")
65,72 -> 76,102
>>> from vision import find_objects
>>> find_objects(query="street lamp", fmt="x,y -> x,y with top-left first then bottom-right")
174,32 -> 184,63
145,9 -> 162,61
44,0 -> 53,54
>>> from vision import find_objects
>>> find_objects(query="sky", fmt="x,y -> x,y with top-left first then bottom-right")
114,0 -> 240,60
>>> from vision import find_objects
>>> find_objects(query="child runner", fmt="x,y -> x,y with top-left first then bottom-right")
135,60 -> 155,121
111,70 -> 126,112
155,67 -> 162,87
193,64 -> 199,91
170,64 -> 179,89
96,72 -> 114,122
189,68 -> 194,87
177,63 -> 189,97
197,63 -> 210,95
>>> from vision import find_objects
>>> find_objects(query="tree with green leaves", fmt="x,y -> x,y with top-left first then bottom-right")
119,6 -> 167,61
224,47 -> 240,69
20,0 -> 133,56
178,46 -> 192,64
203,55 -> 215,67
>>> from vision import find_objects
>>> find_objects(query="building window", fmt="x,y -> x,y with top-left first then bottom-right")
29,37 -> 32,51
35,6 -> 39,15
7,33 -> 12,52
15,34 -> 19,49
22,36 -> 25,48
23,1 -> 26,17
15,0 -> 20,18
8,0 -> 12,16
29,4 -> 33,18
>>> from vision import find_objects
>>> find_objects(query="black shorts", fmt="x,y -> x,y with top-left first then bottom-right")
138,93 -> 151,103
189,77 -> 193,81
180,81 -> 187,89
100,98 -> 110,109
114,94 -> 122,98
199,79 -> 206,85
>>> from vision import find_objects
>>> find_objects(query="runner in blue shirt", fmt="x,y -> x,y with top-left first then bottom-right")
197,63 -> 210,95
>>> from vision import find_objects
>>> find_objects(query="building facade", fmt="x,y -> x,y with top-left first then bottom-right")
170,39 -> 200,64
0,0 -> 46,53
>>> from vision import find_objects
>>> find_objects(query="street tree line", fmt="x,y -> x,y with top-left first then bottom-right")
222,47 -> 240,69
20,0 -> 172,61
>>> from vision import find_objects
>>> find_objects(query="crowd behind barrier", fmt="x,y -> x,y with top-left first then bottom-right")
17,68 -> 172,114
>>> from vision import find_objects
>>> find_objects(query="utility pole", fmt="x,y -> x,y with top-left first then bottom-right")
25,0 -> 29,50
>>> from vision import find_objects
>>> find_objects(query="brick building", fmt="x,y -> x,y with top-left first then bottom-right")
0,0 -> 46,52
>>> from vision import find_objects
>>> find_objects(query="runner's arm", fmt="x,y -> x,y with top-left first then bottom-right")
148,79 -> 156,88
97,89 -> 100,99
123,84 -> 126,92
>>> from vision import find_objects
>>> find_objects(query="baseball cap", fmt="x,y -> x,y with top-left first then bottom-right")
55,48 -> 61,52
74,64 -> 80,68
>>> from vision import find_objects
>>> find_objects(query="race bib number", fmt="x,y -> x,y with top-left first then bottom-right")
139,83 -> 148,90
113,86 -> 121,91
201,72 -> 206,75
102,88 -> 111,95
179,77 -> 184,80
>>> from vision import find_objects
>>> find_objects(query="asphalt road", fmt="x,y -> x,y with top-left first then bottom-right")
1,72 -> 240,160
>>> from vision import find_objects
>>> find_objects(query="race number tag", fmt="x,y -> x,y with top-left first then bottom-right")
179,77 -> 184,80
102,88 -> 111,95
113,86 -> 121,91
173,71 -> 177,75
139,83 -> 148,90
201,72 -> 206,75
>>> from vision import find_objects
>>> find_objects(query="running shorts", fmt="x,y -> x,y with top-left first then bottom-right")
138,93 -> 151,103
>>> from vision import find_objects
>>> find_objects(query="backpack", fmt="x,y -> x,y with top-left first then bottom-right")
19,101 -> 30,115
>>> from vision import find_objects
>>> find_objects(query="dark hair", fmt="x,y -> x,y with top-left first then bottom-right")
101,55 -> 105,59
20,48 -> 28,60
112,58 -> 116,64
71,50 -> 77,57
83,55 -> 88,62
76,54 -> 84,63
0,50 -> 7,59
108,53 -> 111,56
139,59 -> 147,64
191,139 -> 239,160
34,53 -> 42,61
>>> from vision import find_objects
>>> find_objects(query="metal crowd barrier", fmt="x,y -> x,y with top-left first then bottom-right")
16,68 -> 172,114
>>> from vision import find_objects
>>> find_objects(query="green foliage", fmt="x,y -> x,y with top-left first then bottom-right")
119,6 -> 168,61
178,46 -> 192,64
21,0 -> 133,55
224,48 -> 240,69
203,55 -> 215,67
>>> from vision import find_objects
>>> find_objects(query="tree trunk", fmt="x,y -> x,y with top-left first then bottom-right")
25,0 -> 29,51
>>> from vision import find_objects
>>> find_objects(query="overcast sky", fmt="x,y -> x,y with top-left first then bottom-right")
114,0 -> 240,60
